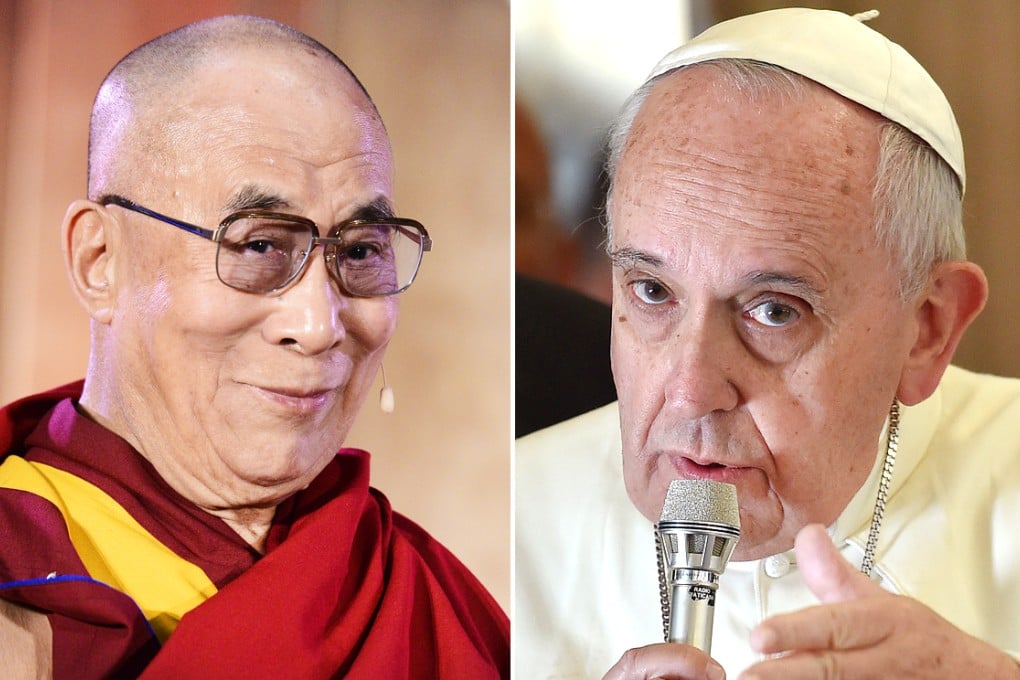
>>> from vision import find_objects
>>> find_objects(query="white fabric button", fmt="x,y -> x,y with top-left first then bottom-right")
764,553 -> 791,578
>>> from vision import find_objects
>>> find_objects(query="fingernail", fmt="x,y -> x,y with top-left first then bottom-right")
707,661 -> 726,680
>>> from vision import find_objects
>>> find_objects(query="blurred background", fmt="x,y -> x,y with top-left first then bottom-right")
516,0 -> 1020,386
0,0 -> 509,608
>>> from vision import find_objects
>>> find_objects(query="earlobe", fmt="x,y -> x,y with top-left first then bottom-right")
897,262 -> 988,405
62,199 -> 119,324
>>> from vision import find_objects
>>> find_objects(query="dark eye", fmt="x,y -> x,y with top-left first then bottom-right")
244,239 -> 277,254
748,300 -> 798,327
221,218 -> 306,259
344,242 -> 380,261
631,279 -> 671,305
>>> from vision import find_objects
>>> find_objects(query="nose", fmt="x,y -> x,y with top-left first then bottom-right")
262,250 -> 347,355
661,310 -> 740,420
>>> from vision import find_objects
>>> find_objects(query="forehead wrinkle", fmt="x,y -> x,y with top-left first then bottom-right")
615,156 -> 855,298
633,145 -> 861,231
619,179 -> 840,266
618,78 -> 878,244
613,188 -> 837,308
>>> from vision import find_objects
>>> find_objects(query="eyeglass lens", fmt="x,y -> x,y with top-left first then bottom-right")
215,217 -> 424,295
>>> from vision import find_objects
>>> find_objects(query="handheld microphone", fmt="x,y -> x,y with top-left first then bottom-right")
655,479 -> 740,653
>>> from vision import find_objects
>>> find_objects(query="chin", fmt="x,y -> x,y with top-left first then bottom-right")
730,523 -> 798,561
236,450 -> 329,490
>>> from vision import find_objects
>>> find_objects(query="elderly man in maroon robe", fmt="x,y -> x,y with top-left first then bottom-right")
0,15 -> 508,679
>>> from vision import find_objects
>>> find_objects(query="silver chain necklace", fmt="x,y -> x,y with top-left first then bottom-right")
860,399 -> 900,577
655,400 -> 900,639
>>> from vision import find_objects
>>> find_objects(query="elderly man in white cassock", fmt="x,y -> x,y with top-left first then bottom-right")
515,8 -> 1020,680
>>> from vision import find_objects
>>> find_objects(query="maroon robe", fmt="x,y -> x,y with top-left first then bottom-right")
0,382 -> 509,678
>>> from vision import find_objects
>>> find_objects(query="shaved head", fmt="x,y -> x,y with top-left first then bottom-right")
88,15 -> 376,200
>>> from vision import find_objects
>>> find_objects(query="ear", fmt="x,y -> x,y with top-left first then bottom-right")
897,261 -> 988,405
61,199 -> 120,324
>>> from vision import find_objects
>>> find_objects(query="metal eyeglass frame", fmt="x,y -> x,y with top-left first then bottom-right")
99,194 -> 432,296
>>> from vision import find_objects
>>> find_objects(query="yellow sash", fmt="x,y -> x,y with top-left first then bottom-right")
0,456 -> 218,641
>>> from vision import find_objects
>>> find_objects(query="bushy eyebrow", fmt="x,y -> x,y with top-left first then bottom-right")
609,248 -> 825,301
609,247 -> 665,269
224,185 -> 292,213
348,196 -> 395,221
225,186 -> 395,223
746,271 -> 825,300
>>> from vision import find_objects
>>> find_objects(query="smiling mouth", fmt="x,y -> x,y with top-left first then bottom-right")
251,385 -> 337,414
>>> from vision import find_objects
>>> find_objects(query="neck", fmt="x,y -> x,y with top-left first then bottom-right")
214,507 -> 276,554
77,385 -> 289,555
78,394 -> 278,554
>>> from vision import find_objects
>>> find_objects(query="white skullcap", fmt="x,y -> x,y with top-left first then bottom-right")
648,7 -> 965,192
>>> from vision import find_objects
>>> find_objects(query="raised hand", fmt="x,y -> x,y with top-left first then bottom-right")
740,524 -> 1020,679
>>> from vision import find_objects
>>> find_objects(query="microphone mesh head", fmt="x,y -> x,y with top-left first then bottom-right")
659,479 -> 740,528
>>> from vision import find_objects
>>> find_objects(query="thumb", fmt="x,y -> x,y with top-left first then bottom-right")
795,523 -> 883,603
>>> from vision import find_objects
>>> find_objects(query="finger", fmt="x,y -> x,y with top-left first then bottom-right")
795,523 -> 883,604
740,647 -> 874,680
601,643 -> 726,680
749,598 -> 889,656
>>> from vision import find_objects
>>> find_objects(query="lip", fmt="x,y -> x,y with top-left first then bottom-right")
249,384 -> 338,414
666,454 -> 751,485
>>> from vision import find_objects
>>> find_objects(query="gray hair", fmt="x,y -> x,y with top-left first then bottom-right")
604,60 -> 964,301
88,15 -> 376,200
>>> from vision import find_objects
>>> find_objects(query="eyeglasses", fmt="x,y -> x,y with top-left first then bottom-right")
100,194 -> 432,297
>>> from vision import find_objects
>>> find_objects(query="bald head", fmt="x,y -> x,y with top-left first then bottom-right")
88,15 -> 376,200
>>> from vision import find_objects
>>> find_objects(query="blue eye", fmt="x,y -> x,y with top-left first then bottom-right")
631,280 -> 671,305
748,300 -> 798,327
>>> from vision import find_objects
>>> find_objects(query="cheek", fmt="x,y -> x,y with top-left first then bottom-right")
758,361 -> 889,516
611,309 -> 667,415
171,284 -> 262,342
147,290 -> 260,400
611,315 -> 646,420
120,233 -> 232,341
612,314 -> 668,520
610,285 -> 647,390
343,297 -> 398,354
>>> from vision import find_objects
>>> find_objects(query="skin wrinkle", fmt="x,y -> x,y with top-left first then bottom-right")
643,143 -> 865,226
157,121 -> 389,223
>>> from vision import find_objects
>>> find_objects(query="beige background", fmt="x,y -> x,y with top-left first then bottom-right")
0,0 -> 509,608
